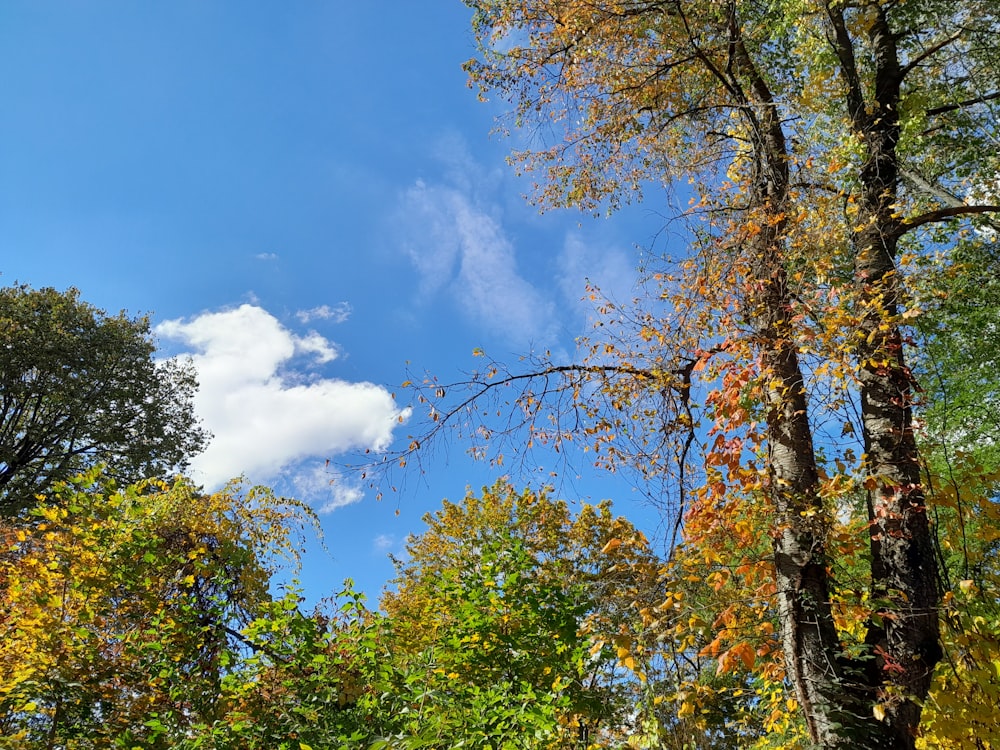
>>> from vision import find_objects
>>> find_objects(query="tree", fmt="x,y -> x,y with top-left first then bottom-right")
913,239 -> 1000,472
379,480 -> 668,748
0,470 -> 314,748
913,476 -> 1000,750
202,482 -> 759,749
159,582 -> 379,750
0,285 -> 208,517
178,483 -> 720,750
906,239 -> 1000,749
388,1 -> 1000,746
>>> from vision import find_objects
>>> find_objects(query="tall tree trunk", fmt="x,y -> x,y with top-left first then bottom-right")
728,13 -> 853,747
732,6 -> 921,744
829,5 -> 942,746
752,235 -> 863,747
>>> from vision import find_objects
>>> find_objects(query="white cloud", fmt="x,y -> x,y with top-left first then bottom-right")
295,330 -> 340,364
373,533 -> 395,551
156,305 -> 409,501
399,181 -> 559,344
296,302 -> 352,324
255,252 -> 279,261
291,462 -> 365,513
322,483 -> 364,513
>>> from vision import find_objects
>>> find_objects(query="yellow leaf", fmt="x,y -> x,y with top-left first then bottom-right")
873,704 -> 886,721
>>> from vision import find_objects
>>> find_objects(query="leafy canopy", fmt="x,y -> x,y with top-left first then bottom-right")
0,285 -> 208,517
0,468 -> 314,749
425,0 -> 1000,745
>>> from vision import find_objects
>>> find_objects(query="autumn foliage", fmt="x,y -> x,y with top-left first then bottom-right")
0,470 -> 313,748
3,0 -> 1000,746
406,0 -> 1000,746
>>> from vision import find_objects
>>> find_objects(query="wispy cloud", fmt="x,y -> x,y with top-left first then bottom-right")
156,304 -> 409,502
291,462 -> 365,513
255,252 -> 279,261
399,180 -> 559,345
296,302 -> 352,324
395,134 -> 643,351
294,330 -> 340,363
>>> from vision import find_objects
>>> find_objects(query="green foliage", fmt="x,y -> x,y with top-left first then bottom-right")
0,469 -> 846,748
908,239 -> 1000,748
203,481 -> 699,749
380,480 -> 680,748
378,488 -> 589,747
0,285 -> 208,517
915,240 -> 1000,470
0,469 -> 310,748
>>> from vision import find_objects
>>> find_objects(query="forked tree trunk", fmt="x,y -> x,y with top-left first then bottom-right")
735,4 -> 940,744
467,0 -> 947,743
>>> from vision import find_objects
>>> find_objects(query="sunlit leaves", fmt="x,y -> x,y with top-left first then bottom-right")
0,469 -> 313,748
460,0 -> 1000,742
381,480 -> 668,747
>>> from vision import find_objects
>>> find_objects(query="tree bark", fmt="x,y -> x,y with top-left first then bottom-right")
726,8 -> 873,745
827,5 -> 942,746
733,4 -> 935,744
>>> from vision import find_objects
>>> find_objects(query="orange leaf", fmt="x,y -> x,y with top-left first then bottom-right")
601,538 -> 622,554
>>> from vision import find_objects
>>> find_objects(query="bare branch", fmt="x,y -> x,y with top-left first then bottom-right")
900,204 -> 1000,234
926,90 -> 1000,117
899,30 -> 963,77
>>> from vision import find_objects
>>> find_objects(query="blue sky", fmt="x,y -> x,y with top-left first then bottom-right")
0,2 -> 672,602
